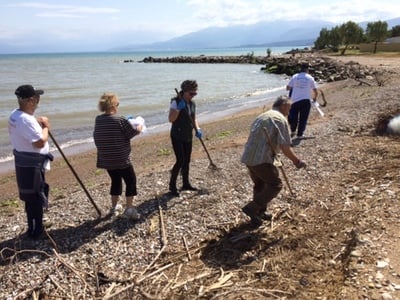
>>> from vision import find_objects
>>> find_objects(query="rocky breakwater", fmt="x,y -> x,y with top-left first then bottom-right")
139,54 -> 270,64
261,55 -> 377,83
140,54 -> 377,83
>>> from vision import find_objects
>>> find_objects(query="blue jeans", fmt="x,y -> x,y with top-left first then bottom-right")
288,99 -> 311,137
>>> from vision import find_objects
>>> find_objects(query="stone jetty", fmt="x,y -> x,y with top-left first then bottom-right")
138,53 -> 379,83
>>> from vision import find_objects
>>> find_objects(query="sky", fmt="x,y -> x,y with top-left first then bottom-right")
0,0 -> 399,53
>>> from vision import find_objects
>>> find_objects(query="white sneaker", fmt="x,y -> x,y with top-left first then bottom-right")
122,207 -> 141,220
42,216 -> 53,229
43,216 -> 52,228
109,203 -> 123,216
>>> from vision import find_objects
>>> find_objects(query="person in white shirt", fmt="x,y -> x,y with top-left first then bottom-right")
8,84 -> 52,239
286,62 -> 318,138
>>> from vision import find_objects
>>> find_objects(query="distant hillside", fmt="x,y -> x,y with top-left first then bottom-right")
113,17 -> 400,51
240,39 -> 315,48
114,19 -> 335,51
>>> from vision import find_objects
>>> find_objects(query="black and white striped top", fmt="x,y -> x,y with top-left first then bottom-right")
93,114 -> 138,170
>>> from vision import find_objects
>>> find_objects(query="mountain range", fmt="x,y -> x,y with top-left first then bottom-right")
115,17 -> 400,51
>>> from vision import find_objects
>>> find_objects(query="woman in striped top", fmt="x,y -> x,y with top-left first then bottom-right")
93,93 -> 142,219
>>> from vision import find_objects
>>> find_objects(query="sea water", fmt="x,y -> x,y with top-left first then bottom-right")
0,46 -> 301,172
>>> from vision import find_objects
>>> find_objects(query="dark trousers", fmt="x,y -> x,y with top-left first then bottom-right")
169,137 -> 192,190
244,163 -> 282,214
24,172 -> 48,237
107,165 -> 137,197
25,198 -> 44,237
288,99 -> 311,137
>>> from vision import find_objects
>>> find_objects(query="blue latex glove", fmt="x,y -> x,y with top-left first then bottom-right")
195,128 -> 202,139
177,100 -> 186,110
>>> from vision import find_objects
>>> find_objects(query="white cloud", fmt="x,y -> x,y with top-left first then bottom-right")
187,0 -> 262,27
1,0 -> 399,53
186,0 -> 399,27
7,2 -> 119,18
36,13 -> 85,19
292,0 -> 400,23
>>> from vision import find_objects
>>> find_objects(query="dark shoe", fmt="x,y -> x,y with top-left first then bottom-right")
260,211 -> 273,221
31,228 -> 45,240
167,189 -> 180,197
22,229 -> 46,241
242,206 -> 263,228
181,184 -> 198,191
21,230 -> 34,240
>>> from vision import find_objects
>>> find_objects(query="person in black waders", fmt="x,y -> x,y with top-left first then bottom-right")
168,80 -> 203,197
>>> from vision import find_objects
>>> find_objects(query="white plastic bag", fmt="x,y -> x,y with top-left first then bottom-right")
127,116 -> 147,133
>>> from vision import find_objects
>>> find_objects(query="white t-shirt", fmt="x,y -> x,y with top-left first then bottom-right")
8,109 -> 50,155
287,72 -> 317,102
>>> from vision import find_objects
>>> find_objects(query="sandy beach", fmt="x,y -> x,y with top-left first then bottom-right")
1,53 -> 400,299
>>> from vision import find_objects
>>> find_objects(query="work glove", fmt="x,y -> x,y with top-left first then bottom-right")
311,99 -> 320,107
295,159 -> 306,169
195,128 -> 203,139
177,100 -> 186,110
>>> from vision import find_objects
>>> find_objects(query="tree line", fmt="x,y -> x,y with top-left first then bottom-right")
314,21 -> 400,55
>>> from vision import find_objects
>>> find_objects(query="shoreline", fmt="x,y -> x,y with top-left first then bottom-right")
0,94 -> 279,176
0,103 -> 267,202
2,51 -> 388,169
0,56 -> 286,161
1,51 -> 380,165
